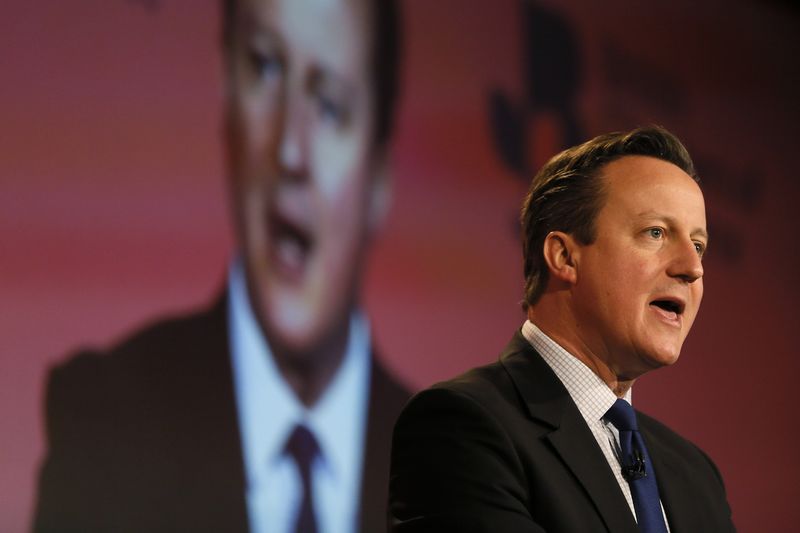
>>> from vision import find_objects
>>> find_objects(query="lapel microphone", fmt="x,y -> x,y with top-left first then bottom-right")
621,449 -> 647,481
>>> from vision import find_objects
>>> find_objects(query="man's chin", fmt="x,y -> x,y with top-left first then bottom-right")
643,346 -> 682,370
616,346 -> 682,380
262,313 -> 323,354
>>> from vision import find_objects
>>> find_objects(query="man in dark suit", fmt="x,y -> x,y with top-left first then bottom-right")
389,127 -> 736,532
34,0 -> 408,531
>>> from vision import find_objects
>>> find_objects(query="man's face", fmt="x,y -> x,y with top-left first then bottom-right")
571,155 -> 707,379
225,0 -> 385,356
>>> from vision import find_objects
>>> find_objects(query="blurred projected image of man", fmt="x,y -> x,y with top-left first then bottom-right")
33,1 -> 408,532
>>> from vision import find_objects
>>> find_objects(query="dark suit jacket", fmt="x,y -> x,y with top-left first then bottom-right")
389,331 -> 735,532
33,293 -> 410,533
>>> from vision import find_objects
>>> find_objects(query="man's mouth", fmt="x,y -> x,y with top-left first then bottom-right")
649,298 -> 685,323
268,210 -> 314,282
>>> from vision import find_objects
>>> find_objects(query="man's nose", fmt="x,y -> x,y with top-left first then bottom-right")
667,239 -> 704,283
278,89 -> 309,181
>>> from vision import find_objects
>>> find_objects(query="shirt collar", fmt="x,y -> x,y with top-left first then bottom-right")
227,259 -> 371,493
521,320 -> 630,426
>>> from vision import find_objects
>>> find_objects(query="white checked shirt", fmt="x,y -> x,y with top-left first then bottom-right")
521,320 -> 671,531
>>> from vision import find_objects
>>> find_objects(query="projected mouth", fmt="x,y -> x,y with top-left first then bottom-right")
268,210 -> 313,282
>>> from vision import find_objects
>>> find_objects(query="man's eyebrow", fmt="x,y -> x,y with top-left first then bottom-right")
635,211 -> 709,241
691,228 -> 709,242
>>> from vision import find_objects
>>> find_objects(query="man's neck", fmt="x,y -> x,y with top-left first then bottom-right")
267,322 -> 350,408
527,307 -> 634,398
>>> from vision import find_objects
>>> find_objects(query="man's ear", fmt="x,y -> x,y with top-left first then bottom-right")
368,154 -> 392,234
542,231 -> 579,285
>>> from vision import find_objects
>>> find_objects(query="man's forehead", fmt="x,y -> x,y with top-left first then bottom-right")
600,156 -> 698,192
240,0 -> 371,71
599,156 -> 705,218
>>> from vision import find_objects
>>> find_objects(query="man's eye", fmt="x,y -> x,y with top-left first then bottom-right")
316,94 -> 348,126
648,228 -> 664,239
248,49 -> 283,80
694,241 -> 706,257
318,96 -> 340,121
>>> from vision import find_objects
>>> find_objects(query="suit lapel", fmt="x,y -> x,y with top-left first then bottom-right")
167,292 -> 250,531
358,353 -> 412,533
500,332 -> 639,533
545,416 -> 639,533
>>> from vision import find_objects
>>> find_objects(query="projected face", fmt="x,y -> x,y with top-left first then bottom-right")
224,0 -> 387,361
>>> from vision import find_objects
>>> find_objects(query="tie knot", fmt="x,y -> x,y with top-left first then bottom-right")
285,424 -> 319,468
604,398 -> 638,431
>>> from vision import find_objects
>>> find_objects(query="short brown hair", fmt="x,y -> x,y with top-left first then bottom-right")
520,125 -> 698,310
220,0 -> 401,149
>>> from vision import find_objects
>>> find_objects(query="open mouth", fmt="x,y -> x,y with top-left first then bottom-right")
649,298 -> 684,322
268,210 -> 314,281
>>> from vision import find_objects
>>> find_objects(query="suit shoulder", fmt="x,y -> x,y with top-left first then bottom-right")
394,361 -> 518,455
398,360 -> 518,431
44,301 -> 226,426
430,360 -> 517,408
52,300 -> 224,379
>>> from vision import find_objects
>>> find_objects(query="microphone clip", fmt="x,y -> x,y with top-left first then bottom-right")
621,449 -> 647,481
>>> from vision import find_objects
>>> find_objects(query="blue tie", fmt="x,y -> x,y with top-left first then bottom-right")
285,424 -> 320,533
604,399 -> 668,533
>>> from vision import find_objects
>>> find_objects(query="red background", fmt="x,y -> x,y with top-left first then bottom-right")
2,1 -> 798,531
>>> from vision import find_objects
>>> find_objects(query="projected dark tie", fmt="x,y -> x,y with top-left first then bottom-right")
285,424 -> 320,533
604,399 -> 668,533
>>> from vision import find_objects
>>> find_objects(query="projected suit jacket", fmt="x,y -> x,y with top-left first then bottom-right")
389,331 -> 735,532
33,293 -> 410,533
